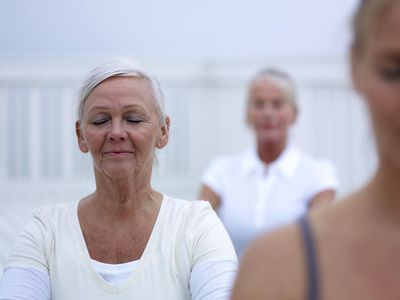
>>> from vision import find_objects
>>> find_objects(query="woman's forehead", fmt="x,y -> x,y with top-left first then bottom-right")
357,1 -> 400,56
91,76 -> 150,94
249,78 -> 289,99
370,4 -> 400,51
84,77 -> 156,113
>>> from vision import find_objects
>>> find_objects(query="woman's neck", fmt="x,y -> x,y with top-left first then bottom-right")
89,173 -> 160,220
364,160 -> 400,223
257,139 -> 287,164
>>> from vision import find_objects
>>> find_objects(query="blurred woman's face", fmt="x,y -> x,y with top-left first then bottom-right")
247,78 -> 296,146
75,77 -> 168,180
352,2 -> 400,162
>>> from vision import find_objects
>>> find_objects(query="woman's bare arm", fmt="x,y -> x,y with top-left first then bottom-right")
199,185 -> 221,211
309,189 -> 335,210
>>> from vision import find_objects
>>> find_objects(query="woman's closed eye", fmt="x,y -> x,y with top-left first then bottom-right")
92,118 -> 109,125
88,113 -> 148,125
126,118 -> 143,123
125,114 -> 147,124
380,65 -> 400,81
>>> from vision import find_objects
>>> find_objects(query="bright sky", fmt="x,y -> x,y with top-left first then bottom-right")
0,0 -> 359,61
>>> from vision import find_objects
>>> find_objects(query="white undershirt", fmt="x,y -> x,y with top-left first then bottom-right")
91,259 -> 140,286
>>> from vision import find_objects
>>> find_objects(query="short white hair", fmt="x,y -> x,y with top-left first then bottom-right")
77,57 -> 166,124
250,68 -> 297,108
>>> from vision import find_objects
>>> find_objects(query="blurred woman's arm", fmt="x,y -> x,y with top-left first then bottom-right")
307,159 -> 339,210
309,189 -> 336,210
199,184 -> 221,210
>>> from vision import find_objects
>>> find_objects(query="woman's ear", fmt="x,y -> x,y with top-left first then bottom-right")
290,105 -> 298,125
156,116 -> 170,149
75,121 -> 89,153
245,104 -> 252,128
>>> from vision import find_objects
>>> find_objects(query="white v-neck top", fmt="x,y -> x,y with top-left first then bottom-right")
5,195 -> 237,299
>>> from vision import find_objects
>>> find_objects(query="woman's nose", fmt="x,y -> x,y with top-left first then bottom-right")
108,122 -> 127,141
262,105 -> 274,117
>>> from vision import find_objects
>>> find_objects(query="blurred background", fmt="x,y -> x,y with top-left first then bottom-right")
0,0 -> 375,274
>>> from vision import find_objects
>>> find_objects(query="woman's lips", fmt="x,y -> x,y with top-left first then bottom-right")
104,151 -> 133,158
259,124 -> 277,130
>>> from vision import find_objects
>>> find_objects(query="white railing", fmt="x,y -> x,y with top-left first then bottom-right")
0,58 -> 376,199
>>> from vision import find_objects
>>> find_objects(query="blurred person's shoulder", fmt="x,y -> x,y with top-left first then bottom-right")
234,221 -> 306,300
233,202 -> 338,299
293,146 -> 339,188
293,146 -> 334,169
233,194 -> 360,299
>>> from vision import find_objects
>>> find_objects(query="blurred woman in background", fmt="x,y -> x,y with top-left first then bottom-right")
232,0 -> 400,299
200,68 -> 338,257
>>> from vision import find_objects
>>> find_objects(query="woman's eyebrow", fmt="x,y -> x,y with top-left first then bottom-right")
123,104 -> 147,110
87,104 -> 147,112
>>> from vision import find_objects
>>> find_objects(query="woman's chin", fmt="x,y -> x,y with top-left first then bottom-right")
256,133 -> 286,145
97,167 -> 137,181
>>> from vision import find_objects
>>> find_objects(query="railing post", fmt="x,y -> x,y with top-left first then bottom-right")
62,89 -> 75,181
29,87 -> 41,182
0,88 -> 7,182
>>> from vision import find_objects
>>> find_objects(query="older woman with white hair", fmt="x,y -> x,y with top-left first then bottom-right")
0,57 -> 237,300
199,68 -> 339,258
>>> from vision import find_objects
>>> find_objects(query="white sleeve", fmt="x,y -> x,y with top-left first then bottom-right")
6,208 -> 52,273
0,266 -> 50,300
188,202 -> 238,300
190,259 -> 237,300
201,158 -> 227,197
310,159 -> 339,195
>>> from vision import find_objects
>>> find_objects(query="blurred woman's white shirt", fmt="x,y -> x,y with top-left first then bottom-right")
202,144 -> 339,258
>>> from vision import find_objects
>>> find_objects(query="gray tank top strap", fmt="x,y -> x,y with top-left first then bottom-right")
299,215 -> 319,300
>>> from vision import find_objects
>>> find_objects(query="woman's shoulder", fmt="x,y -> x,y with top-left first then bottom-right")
162,196 -> 222,232
31,201 -> 78,223
293,147 -> 338,186
162,196 -> 226,241
232,222 -> 305,299
5,202 -> 79,272
162,195 -> 213,216
232,197 -> 362,300
295,146 -> 335,170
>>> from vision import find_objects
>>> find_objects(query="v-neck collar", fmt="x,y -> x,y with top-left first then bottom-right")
72,195 -> 166,293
